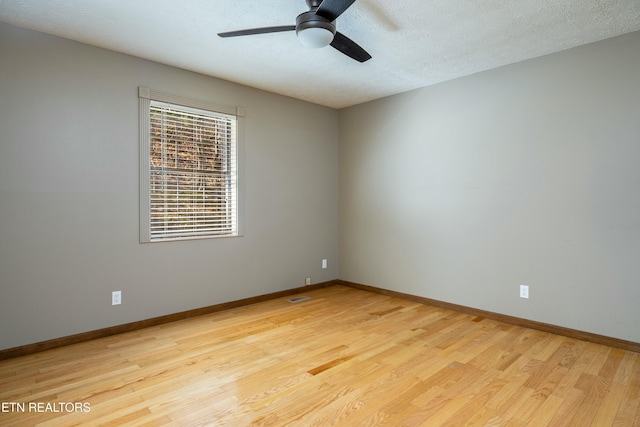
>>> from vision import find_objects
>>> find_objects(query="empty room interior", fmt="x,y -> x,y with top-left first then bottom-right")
1,0 -> 639,425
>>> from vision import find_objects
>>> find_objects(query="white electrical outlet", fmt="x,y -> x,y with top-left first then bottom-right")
112,290 -> 122,305
305,277 -> 311,285
322,259 -> 327,269
520,285 -> 529,299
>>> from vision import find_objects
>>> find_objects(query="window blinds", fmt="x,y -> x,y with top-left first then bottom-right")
147,100 -> 238,240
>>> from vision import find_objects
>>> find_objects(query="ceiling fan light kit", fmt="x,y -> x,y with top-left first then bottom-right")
296,13 -> 336,49
218,0 -> 371,63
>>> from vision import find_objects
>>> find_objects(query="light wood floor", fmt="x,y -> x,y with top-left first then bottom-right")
1,285 -> 638,426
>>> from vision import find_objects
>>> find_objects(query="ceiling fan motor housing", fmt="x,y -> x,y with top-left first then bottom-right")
296,11 -> 336,34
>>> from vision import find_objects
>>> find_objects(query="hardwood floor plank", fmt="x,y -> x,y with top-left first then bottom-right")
547,388 -> 586,427
568,348 -> 621,426
524,393 -> 565,426
438,377 -> 507,427
613,353 -> 640,426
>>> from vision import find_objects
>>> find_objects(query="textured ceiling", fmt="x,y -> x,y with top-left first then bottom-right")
1,0 -> 639,108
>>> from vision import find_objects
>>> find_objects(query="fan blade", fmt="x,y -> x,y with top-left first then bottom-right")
315,0 -> 356,22
218,26 -> 296,38
330,31 -> 371,62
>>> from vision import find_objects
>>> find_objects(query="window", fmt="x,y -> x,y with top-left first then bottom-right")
139,87 -> 243,242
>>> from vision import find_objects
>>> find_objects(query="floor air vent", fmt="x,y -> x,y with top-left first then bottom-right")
288,296 -> 310,303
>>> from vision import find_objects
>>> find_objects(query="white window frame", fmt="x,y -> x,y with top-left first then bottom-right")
139,87 -> 244,243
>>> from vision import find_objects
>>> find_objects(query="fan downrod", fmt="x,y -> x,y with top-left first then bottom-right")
306,0 -> 323,9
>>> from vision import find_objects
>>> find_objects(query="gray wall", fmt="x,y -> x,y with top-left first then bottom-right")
0,23 -> 339,350
339,32 -> 640,342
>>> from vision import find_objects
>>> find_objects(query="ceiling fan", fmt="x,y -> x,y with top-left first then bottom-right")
218,0 -> 371,63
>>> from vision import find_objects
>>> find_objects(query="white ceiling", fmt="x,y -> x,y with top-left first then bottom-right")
1,0 -> 639,108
